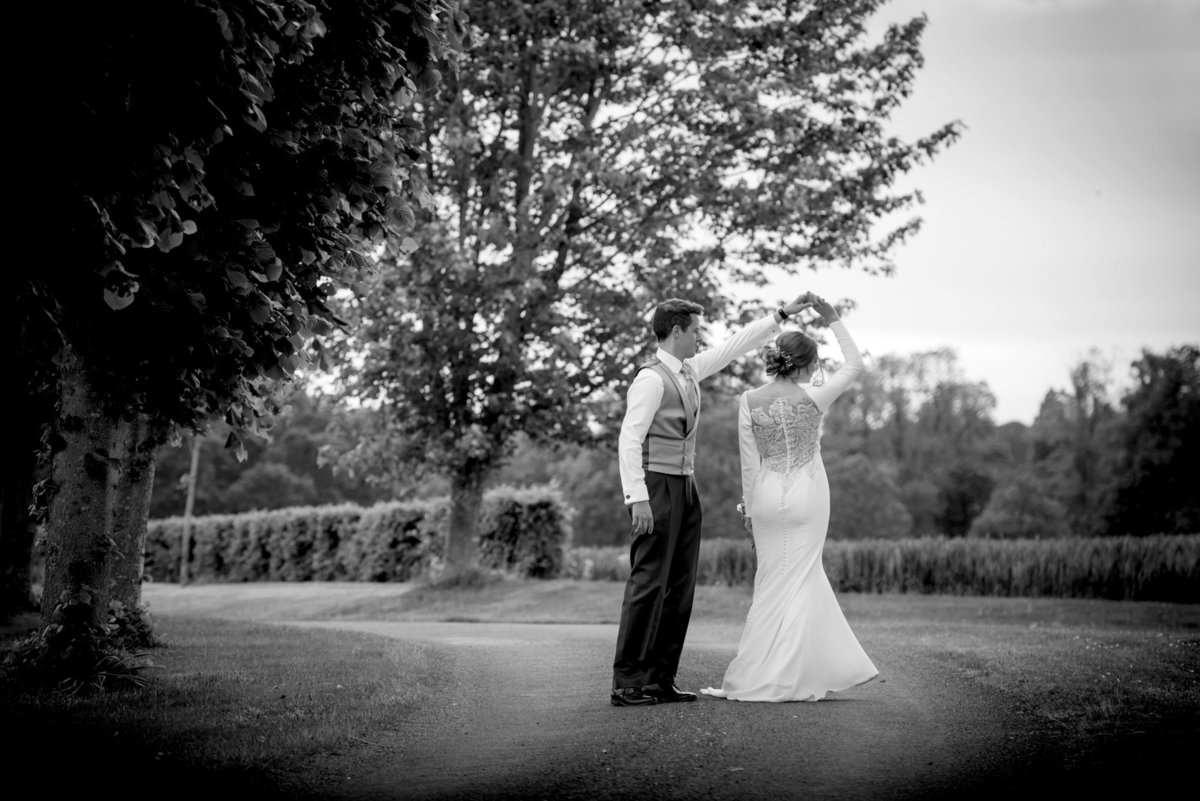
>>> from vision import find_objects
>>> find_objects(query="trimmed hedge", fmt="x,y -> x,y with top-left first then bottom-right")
560,535 -> 1200,603
477,485 -> 572,578
145,485 -> 572,583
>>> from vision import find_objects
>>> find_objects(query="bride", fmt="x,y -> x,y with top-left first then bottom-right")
702,292 -> 878,702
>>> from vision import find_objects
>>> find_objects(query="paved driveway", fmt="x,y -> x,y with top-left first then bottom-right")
283,620 -> 1053,801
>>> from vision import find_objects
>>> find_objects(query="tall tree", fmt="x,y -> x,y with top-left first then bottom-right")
912,380 -> 996,468
332,0 -> 961,570
913,375 -> 997,536
823,348 -> 983,473
1108,345 -> 1200,536
934,462 -> 995,538
822,348 -> 999,536
1029,352 -> 1120,536
9,0 -> 459,682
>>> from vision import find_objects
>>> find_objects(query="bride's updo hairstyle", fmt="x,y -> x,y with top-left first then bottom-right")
763,331 -> 818,378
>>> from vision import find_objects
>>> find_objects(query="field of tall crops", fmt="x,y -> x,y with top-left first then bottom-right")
562,534 -> 1200,603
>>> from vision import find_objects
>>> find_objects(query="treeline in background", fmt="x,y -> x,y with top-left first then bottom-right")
150,344 -> 1200,550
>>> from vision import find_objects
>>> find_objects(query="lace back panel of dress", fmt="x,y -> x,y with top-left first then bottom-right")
749,396 -> 823,493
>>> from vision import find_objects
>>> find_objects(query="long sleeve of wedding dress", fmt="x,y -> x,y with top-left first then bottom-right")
807,320 -> 863,413
738,394 -> 759,517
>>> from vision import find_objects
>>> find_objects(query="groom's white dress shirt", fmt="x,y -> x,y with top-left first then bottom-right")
618,313 -> 783,506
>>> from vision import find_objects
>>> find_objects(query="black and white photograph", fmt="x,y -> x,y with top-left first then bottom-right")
3,1 -> 1196,799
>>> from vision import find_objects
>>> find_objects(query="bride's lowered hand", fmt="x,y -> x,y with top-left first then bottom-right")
737,502 -> 755,548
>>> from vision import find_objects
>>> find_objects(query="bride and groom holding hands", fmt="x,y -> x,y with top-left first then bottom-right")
612,291 -> 879,706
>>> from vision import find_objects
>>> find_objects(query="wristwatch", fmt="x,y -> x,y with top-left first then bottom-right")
776,306 -> 790,321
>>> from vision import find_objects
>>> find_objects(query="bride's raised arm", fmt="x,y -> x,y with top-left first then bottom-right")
806,299 -> 864,413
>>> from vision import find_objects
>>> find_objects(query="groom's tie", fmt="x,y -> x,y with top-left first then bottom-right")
681,361 -> 699,410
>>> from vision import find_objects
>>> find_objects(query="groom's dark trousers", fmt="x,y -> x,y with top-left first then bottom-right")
613,472 -> 703,689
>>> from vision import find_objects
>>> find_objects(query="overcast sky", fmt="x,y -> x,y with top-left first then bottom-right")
798,0 -> 1200,424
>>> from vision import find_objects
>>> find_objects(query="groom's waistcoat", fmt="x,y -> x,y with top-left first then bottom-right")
637,358 -> 698,476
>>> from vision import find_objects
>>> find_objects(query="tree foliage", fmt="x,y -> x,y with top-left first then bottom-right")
968,471 -> 1071,540
150,384 -> 392,519
5,0 -> 461,672
1028,353 -> 1121,536
330,0 -> 960,568
827,454 -> 913,539
821,348 -> 997,536
18,0 -> 459,438
1108,345 -> 1200,536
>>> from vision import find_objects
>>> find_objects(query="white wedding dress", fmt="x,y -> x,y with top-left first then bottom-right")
702,321 -> 878,702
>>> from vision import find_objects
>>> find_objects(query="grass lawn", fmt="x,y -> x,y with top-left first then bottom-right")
3,578 -> 1198,797
1,611 -> 453,798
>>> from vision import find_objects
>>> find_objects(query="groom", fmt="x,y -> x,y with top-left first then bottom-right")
611,293 -> 813,706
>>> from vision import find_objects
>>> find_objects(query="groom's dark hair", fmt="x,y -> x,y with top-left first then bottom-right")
652,298 -> 705,341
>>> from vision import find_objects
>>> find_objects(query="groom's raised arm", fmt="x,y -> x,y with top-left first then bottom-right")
689,313 -> 780,381
690,295 -> 813,380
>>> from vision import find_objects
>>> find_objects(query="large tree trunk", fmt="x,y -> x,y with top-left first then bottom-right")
444,470 -> 485,574
110,414 -> 160,612
40,346 -> 119,629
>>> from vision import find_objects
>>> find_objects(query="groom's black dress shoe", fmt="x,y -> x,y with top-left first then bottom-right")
611,687 -> 659,707
642,683 -> 698,703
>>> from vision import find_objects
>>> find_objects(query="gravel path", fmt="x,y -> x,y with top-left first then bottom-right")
283,620 -> 1054,801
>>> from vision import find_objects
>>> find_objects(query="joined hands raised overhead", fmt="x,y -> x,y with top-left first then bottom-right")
800,292 -> 839,322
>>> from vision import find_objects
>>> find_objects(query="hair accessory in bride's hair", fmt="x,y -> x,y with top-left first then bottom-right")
763,346 -> 798,377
